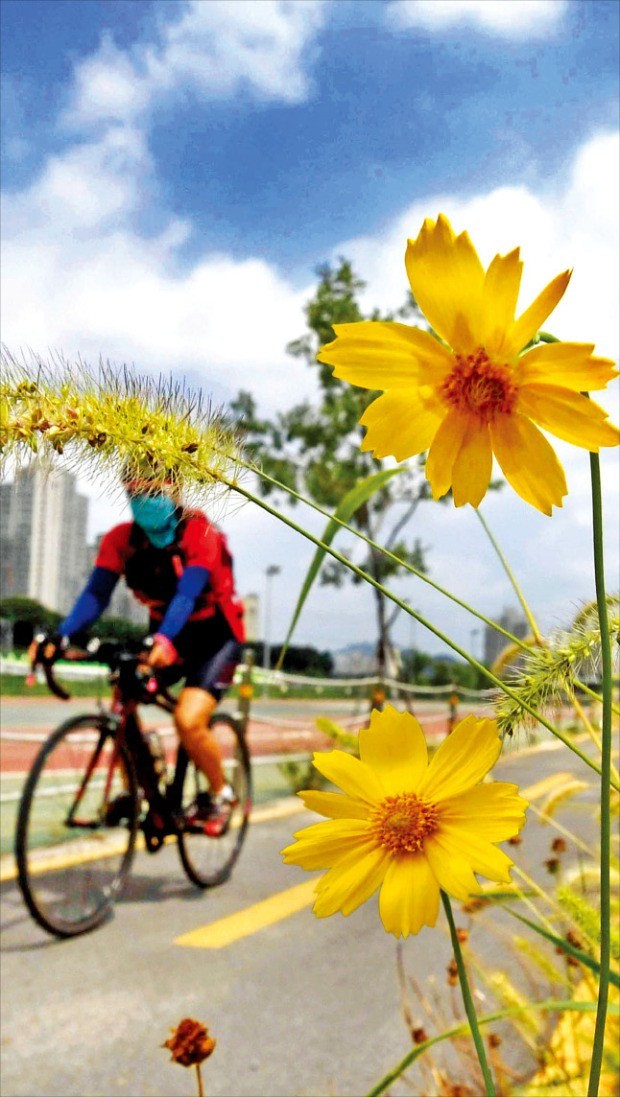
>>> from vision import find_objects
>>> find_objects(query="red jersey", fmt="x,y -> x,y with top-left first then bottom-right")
95,511 -> 245,642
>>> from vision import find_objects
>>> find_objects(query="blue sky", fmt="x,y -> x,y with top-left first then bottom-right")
3,0 -> 618,271
1,0 -> 619,658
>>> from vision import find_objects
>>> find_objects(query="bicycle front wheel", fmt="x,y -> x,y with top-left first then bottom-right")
16,715 -> 139,938
177,713 -> 252,888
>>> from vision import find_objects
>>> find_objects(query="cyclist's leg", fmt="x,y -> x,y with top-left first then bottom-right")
174,687 -> 223,790
173,628 -> 242,792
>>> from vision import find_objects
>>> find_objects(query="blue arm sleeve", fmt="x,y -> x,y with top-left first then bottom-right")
59,567 -> 119,637
156,566 -> 210,643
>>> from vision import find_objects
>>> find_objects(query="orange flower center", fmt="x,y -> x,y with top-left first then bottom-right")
371,792 -> 439,854
441,348 -> 518,424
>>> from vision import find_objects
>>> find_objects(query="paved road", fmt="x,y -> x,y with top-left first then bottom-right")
1,732 -> 609,1097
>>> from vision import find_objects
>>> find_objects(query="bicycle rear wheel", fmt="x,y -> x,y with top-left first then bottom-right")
16,715 -> 139,938
177,713 -> 252,888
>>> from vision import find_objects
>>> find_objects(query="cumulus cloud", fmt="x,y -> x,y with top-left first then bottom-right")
64,0 -> 327,129
1,124 -> 314,410
338,130 -> 620,364
386,0 -> 568,38
1,114 -> 617,651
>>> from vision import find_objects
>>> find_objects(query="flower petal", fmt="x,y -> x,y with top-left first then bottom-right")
378,855 -> 441,937
312,843 -> 389,917
405,215 -> 485,354
506,269 -> 571,355
479,248 -> 523,356
451,420 -> 493,508
297,789 -> 370,821
518,385 -> 620,450
281,817 -> 372,870
358,705 -> 428,796
359,388 -> 444,461
419,715 -> 501,802
311,749 -> 385,805
424,408 -> 469,500
439,782 -> 528,841
424,834 -> 481,901
490,413 -> 568,515
316,321 -> 453,390
518,342 -> 619,392
435,825 -> 515,884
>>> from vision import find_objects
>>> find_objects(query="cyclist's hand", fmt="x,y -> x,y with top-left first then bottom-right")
146,635 -> 178,669
29,634 -> 66,665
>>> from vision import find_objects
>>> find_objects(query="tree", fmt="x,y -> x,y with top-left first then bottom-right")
90,616 -> 148,647
231,260 -> 431,679
0,596 -> 62,647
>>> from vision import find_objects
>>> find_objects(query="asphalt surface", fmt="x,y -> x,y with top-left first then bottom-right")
1,725 -> 612,1097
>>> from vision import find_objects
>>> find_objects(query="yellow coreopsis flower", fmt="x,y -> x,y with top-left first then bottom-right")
316,214 -> 619,515
282,706 -> 528,938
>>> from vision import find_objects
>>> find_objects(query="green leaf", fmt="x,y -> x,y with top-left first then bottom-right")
367,999 -> 620,1097
502,905 -> 620,988
275,467 -> 403,669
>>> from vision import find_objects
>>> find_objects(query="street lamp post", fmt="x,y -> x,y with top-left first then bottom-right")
263,564 -> 281,672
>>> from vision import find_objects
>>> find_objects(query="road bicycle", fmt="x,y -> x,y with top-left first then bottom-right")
15,638 -> 252,939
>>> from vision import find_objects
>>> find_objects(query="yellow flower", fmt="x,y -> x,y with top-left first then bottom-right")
316,214 -> 619,515
281,706 -> 528,938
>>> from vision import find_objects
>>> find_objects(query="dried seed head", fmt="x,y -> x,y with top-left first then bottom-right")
163,1018 -> 216,1067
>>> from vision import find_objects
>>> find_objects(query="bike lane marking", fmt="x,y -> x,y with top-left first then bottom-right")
0,797 -> 306,883
174,876 -> 319,949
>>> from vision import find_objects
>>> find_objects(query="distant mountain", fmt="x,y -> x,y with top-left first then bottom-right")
334,642 -> 375,657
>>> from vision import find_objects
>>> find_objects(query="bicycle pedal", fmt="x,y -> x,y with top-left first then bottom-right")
144,831 -> 164,853
142,810 -> 168,853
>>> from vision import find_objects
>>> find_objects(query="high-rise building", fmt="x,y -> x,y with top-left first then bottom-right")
484,606 -> 529,668
0,464 -> 90,613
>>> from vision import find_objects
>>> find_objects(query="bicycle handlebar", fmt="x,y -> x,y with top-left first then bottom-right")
29,640 -> 73,701
29,636 -> 177,709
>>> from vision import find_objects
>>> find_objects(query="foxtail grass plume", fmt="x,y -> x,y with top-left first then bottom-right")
0,349 -> 243,508
282,706 -> 528,938
317,214 -> 619,515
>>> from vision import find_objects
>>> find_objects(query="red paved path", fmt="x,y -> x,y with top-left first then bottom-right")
0,714 -> 451,773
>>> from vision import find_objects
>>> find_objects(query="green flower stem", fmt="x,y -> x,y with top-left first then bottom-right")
571,694 -> 620,785
227,453 -> 616,710
475,508 -> 543,642
587,450 -> 614,1097
367,1000 -> 620,1097
475,507 -> 618,763
441,891 -> 496,1097
244,456 -> 619,723
577,680 -> 620,718
218,472 -> 616,788
235,455 -> 536,655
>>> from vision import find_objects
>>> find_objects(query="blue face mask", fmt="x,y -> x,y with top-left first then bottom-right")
129,494 -> 178,548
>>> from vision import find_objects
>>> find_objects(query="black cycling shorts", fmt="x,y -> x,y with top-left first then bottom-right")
152,613 -> 242,702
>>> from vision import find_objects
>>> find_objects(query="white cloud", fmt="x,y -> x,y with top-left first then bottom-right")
1,128 -> 618,654
64,0 -> 327,129
386,0 -> 567,38
1,127 -> 313,411
339,130 -> 620,365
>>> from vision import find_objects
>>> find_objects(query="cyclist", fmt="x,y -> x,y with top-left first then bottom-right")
44,465 -> 245,838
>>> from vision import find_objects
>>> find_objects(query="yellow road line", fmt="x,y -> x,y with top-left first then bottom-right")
174,877 -> 319,948
0,798 -> 307,883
